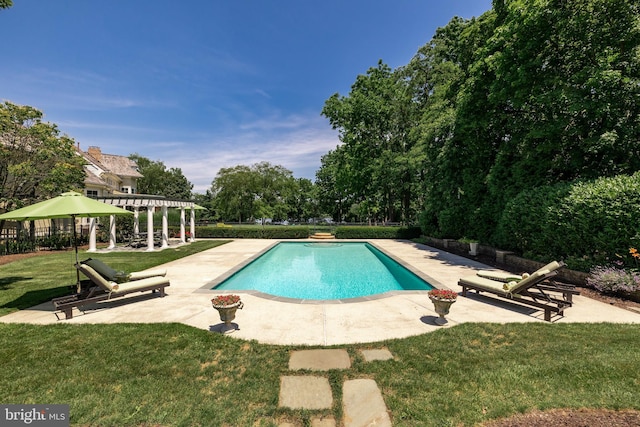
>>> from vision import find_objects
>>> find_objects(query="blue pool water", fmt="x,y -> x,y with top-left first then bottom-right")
212,242 -> 433,300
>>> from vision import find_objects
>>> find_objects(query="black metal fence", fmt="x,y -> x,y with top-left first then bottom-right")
0,225 -> 87,256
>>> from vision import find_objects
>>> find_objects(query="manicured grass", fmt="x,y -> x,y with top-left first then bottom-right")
1,241 -> 640,425
0,240 -> 230,317
0,323 -> 638,426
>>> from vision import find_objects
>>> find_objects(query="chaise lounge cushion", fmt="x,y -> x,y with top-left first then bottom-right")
110,276 -> 170,295
477,271 -> 524,282
460,269 -> 553,297
477,261 -> 563,283
77,263 -> 169,295
82,258 -> 166,283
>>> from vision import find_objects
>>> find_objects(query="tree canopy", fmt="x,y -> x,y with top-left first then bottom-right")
209,162 -> 312,223
318,0 -> 640,240
0,102 -> 86,211
129,153 -> 193,200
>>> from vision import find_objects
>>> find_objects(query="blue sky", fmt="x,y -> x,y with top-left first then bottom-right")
0,1 -> 492,193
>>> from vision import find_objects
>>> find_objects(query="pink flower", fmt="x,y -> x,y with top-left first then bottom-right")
428,288 -> 458,300
211,294 -> 241,307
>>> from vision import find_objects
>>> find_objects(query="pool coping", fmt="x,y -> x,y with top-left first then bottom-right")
198,240 -> 447,304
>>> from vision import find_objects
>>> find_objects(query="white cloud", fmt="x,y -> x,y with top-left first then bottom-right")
162,113 -> 340,193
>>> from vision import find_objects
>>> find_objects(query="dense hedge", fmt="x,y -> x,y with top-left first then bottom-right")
493,172 -> 640,271
182,225 -> 423,240
194,226 -> 310,239
334,226 -> 422,239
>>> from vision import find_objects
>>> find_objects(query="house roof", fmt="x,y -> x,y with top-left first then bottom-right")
79,146 -> 143,179
98,153 -> 143,178
83,166 -> 109,187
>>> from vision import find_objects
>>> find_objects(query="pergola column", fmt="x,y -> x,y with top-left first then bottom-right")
190,207 -> 196,242
161,205 -> 169,249
88,218 -> 97,252
146,206 -> 154,251
133,207 -> 140,236
180,207 -> 186,243
108,215 -> 116,249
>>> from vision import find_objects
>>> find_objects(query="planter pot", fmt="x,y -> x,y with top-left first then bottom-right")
212,301 -> 244,333
429,297 -> 456,325
469,242 -> 479,256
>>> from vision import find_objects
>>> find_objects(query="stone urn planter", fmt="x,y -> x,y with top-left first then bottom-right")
428,289 -> 458,326
469,241 -> 479,256
211,295 -> 243,334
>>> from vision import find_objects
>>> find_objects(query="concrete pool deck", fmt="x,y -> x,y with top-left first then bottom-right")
2,239 -> 639,345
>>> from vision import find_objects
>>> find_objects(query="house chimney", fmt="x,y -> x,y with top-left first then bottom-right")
88,146 -> 102,161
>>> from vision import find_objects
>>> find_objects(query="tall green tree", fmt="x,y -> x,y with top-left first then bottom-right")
0,102 -> 86,211
449,0 -> 640,240
210,165 -> 254,223
210,162 -> 296,223
315,148 -> 352,222
129,154 -> 193,199
285,178 -> 318,223
322,60 -> 420,224
411,13 -> 498,238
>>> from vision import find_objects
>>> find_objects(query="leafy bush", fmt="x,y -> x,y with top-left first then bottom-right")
189,225 -> 421,240
493,172 -> 640,270
586,266 -> 640,295
193,226 -> 310,239
0,238 -> 36,255
37,232 -> 72,250
335,226 -> 421,239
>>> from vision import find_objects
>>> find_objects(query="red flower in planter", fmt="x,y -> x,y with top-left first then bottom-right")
211,294 -> 241,307
428,289 -> 458,300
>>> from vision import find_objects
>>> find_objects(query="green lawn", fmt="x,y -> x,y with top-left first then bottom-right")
1,242 -> 640,426
0,240 -> 230,317
0,323 -> 639,426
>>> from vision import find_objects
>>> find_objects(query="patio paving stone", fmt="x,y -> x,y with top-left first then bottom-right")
360,348 -> 394,362
343,379 -> 392,427
289,349 -> 351,371
279,375 -> 333,410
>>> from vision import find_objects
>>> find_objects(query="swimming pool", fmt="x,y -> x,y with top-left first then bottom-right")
211,242 -> 434,300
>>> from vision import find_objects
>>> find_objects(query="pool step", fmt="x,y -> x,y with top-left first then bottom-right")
310,232 -> 335,239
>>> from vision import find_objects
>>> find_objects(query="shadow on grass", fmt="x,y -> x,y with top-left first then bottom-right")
0,275 -> 33,290
0,285 -> 72,311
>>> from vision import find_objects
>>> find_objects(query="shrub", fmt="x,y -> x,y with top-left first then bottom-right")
493,172 -> 640,271
586,266 -> 640,295
189,225 -> 421,240
335,226 -> 421,239
193,225 -> 311,239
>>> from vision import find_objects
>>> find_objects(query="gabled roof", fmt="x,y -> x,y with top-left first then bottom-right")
78,146 -> 143,179
98,153 -> 143,178
83,166 -> 109,187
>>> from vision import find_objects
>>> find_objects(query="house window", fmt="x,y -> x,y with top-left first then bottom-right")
86,190 -> 98,198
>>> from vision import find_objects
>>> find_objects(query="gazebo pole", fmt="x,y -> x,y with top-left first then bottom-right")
72,214 -> 81,293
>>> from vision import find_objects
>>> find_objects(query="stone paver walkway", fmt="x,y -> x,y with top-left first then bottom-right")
343,379 -> 392,427
289,349 -> 351,371
279,376 -> 333,410
279,348 -> 393,427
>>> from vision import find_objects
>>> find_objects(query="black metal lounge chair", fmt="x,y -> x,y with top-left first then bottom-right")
52,263 -> 170,320
459,261 -> 579,321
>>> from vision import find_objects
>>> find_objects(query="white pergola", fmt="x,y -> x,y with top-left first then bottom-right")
87,195 -> 203,252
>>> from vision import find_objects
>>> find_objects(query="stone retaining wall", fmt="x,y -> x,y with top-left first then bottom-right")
423,237 -> 589,285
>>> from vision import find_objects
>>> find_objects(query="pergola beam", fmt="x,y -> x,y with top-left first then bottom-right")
90,195 -> 201,252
